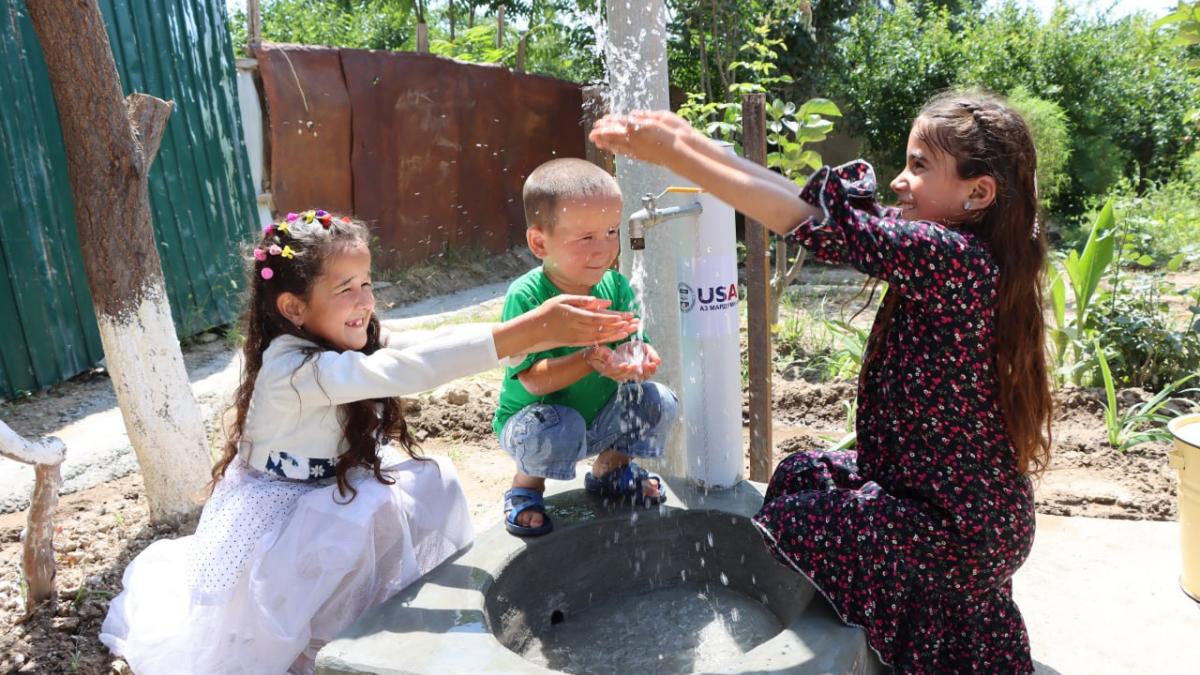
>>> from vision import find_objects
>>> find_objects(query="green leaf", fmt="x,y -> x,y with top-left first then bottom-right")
799,98 -> 842,118
1169,254 -> 1186,272
798,150 -> 823,171
1137,254 -> 1155,267
1048,264 -> 1067,328
1068,198 -> 1116,326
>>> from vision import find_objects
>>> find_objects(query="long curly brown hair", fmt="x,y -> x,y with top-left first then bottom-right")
211,212 -> 421,499
867,90 -> 1053,477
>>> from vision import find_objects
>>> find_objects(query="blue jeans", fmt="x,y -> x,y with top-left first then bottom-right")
499,381 -> 679,480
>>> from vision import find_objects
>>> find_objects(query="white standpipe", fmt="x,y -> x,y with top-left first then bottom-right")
674,146 -> 743,488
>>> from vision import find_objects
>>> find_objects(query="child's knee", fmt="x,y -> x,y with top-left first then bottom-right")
501,404 -> 587,476
626,381 -> 679,429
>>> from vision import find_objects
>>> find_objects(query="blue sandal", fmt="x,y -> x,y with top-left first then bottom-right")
504,488 -> 554,537
584,462 -> 668,506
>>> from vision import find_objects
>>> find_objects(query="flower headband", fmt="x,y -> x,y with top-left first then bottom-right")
256,210 -> 352,280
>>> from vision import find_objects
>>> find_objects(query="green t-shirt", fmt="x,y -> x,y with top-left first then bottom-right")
492,266 -> 639,436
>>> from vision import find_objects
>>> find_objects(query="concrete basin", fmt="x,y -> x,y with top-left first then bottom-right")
317,479 -> 883,674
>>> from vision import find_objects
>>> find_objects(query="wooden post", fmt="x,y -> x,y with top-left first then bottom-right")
247,0 -> 262,49
26,0 -> 212,524
582,86 -> 615,174
742,93 -> 773,483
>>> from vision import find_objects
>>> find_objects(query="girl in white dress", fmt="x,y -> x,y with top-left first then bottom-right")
100,210 -> 637,674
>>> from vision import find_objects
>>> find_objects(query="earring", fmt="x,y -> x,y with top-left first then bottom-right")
963,200 -> 972,210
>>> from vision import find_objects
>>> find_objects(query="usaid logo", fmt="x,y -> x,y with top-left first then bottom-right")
679,283 -> 696,312
679,280 -> 739,313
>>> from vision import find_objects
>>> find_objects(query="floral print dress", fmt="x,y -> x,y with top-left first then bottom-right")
752,161 -> 1036,673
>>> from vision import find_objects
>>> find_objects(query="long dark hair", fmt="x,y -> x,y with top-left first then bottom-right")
868,90 -> 1053,477
211,212 -> 421,499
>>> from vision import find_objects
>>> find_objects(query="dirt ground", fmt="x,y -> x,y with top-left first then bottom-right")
0,256 -> 1194,673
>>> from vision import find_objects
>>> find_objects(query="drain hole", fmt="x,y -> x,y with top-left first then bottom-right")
550,610 -> 565,625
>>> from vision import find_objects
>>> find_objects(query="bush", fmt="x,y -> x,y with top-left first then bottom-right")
1087,277 -> 1200,391
1006,86 -> 1071,213
1068,167 -> 1200,267
830,0 -> 1199,217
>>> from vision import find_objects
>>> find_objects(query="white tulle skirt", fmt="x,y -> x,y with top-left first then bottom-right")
100,451 -> 473,674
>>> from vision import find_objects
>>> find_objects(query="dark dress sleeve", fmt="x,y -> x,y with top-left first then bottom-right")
785,161 -> 992,306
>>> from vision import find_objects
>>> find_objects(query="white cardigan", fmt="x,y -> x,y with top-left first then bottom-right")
238,325 -> 499,479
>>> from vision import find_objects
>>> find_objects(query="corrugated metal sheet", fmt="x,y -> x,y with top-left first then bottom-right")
0,0 -> 257,398
258,46 -> 586,267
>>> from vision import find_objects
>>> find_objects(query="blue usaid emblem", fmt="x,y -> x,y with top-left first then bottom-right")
679,281 -> 739,313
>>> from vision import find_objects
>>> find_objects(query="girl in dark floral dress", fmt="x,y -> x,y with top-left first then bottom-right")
591,90 -> 1051,673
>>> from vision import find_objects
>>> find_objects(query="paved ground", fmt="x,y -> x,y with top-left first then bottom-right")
1015,514 -> 1198,675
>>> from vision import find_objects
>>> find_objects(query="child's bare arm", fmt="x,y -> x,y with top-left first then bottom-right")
517,351 -> 595,396
590,111 -> 820,235
517,345 -> 642,396
492,295 -> 637,360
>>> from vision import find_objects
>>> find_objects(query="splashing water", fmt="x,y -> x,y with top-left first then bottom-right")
520,584 -> 782,675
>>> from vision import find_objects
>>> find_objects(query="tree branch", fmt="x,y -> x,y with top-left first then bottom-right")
126,93 -> 174,174
0,421 -> 65,466
22,463 -> 62,617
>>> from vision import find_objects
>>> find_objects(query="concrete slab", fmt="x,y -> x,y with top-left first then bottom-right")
1015,514 -> 1198,675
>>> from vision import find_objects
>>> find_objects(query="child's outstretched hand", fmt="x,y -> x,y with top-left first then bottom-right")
610,341 -> 661,380
589,110 -> 695,167
583,345 -> 640,382
500,294 -> 637,357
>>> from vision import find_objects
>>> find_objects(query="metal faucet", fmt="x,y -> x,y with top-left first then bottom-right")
627,186 -> 704,250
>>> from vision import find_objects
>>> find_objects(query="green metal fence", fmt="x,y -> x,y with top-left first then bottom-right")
0,0 -> 257,399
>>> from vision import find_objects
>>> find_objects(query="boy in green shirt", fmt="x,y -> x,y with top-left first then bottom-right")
494,158 -> 679,536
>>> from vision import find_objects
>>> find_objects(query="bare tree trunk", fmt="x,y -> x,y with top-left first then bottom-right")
769,241 -> 807,325
416,23 -> 429,52
0,421 -> 66,617
710,0 -> 730,97
516,32 -> 528,71
26,0 -> 211,525
449,0 -> 456,41
496,5 -> 505,48
698,19 -> 712,102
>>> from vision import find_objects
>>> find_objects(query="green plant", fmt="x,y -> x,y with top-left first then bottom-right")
1047,198 -> 1116,384
1071,172 -> 1200,269
1094,339 -> 1197,451
1087,277 -> 1200,390
828,430 -> 857,452
814,319 -> 868,381
1155,1 -> 1200,125
677,17 -> 840,325
842,398 -> 857,434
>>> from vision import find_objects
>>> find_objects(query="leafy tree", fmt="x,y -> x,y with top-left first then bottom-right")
831,0 -> 1199,215
1006,86 -> 1071,213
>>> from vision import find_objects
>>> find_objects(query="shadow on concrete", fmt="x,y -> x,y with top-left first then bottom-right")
1033,660 -> 1065,674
